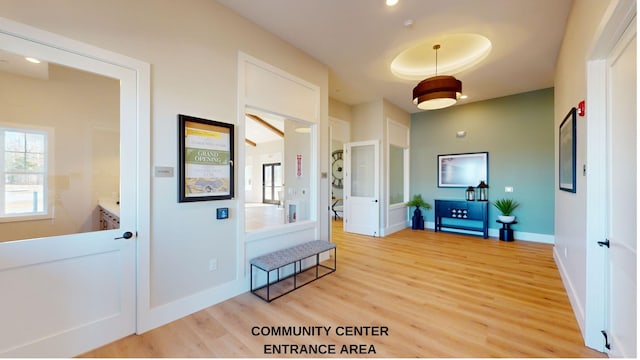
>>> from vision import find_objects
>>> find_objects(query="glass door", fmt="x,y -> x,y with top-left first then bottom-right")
262,162 -> 281,205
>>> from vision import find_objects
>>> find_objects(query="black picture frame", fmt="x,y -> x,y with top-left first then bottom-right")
559,107 -> 577,193
437,152 -> 489,188
178,114 -> 234,202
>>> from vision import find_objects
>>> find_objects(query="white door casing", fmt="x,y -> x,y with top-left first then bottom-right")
344,140 -> 380,236
328,117 -> 350,238
584,0 -> 635,352
605,16 -> 636,358
0,18 -> 149,357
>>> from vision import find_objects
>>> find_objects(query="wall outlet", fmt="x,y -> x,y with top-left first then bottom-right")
209,258 -> 217,271
505,186 -> 514,193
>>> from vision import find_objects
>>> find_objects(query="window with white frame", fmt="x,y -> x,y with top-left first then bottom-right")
1,127 -> 49,219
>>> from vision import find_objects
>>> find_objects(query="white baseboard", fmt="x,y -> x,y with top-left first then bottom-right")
139,279 -> 246,334
553,247 -> 586,336
490,228 -> 555,244
406,221 -> 555,244
383,221 -> 408,236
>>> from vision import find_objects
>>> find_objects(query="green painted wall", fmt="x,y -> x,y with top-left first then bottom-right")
410,88 -> 554,235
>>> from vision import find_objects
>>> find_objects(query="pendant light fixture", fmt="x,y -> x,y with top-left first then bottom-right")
412,44 -> 462,110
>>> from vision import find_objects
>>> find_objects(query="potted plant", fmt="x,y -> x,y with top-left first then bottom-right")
492,198 -> 520,223
407,194 -> 431,230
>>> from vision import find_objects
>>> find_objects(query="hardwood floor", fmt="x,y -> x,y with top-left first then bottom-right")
81,223 -> 605,358
245,203 -> 284,232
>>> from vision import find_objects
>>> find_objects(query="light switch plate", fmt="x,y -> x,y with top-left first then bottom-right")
216,207 -> 229,219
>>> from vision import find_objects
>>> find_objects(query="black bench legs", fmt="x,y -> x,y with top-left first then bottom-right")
250,243 -> 337,302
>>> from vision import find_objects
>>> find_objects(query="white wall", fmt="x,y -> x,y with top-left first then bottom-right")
553,0 -> 614,339
0,0 -> 329,331
345,99 -> 411,235
283,121 -> 313,222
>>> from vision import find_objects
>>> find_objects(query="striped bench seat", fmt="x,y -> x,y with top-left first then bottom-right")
250,240 -> 337,302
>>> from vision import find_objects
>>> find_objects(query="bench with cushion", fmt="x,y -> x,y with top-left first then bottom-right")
250,240 -> 336,302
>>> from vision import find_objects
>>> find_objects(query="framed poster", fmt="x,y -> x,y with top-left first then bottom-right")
559,107 -> 577,193
438,152 -> 488,188
178,114 -> 234,202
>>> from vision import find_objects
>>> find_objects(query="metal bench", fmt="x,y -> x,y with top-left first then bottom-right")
250,240 -> 337,302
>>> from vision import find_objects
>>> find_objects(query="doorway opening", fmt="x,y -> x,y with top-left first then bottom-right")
262,162 -> 282,205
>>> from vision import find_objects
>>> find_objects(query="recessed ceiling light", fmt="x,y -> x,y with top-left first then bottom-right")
391,33 -> 492,80
386,0 -> 399,7
25,57 -> 41,64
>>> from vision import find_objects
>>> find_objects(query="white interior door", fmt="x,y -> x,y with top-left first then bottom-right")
0,25 -> 138,357
344,140 -> 379,236
605,16 -> 636,358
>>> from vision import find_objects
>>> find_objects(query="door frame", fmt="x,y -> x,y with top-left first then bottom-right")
604,19 -> 636,357
584,0 -> 636,351
328,117 -> 350,240
262,162 -> 281,204
0,17 -> 151,345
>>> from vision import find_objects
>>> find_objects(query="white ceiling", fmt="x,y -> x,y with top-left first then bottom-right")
217,0 -> 572,114
0,50 -> 49,79
245,109 -> 285,144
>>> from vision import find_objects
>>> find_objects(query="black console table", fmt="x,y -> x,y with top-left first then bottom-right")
435,200 -> 488,238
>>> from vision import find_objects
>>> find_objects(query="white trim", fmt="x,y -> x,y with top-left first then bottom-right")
584,58 -> 608,352
236,51 -> 322,294
554,247 -> 586,334
500,229 -> 554,244
329,117 -> 350,143
328,116 -> 350,241
141,280 -> 246,332
582,0 -> 636,352
385,119 -> 410,237
421,221 -> 555,243
246,220 -> 317,243
134,53 -> 152,334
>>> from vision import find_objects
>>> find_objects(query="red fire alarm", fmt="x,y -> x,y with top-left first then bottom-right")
578,100 -> 586,116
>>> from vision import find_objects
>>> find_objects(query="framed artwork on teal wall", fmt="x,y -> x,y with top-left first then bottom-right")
437,152 -> 489,188
559,107 -> 577,193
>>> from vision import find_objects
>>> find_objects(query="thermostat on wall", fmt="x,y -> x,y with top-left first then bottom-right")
216,207 -> 229,219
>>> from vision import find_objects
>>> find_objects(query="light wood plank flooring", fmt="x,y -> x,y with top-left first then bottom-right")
81,223 -> 605,358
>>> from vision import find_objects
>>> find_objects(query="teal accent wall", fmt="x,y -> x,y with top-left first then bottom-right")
410,88 -> 554,235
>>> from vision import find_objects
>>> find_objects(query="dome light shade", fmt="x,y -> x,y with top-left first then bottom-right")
412,75 -> 462,110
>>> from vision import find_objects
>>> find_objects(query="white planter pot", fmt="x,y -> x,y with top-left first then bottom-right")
498,215 -> 516,223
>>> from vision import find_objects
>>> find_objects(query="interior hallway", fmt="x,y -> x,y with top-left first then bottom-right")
81,222 -> 605,357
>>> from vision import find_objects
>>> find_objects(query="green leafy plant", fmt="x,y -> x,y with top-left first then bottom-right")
492,198 -> 520,216
406,194 -> 432,210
